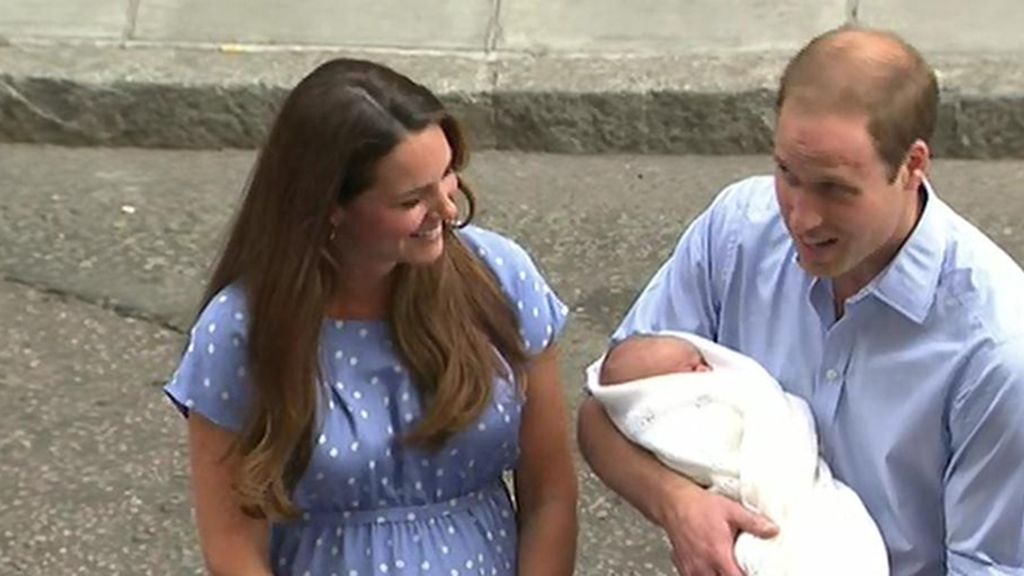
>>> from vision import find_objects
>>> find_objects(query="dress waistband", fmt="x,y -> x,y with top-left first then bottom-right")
296,481 -> 510,527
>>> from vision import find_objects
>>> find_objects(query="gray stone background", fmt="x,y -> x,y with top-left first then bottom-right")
2,0 -> 1023,156
1,1 -> 1023,575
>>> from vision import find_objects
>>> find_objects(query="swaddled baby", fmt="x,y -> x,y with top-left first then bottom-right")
587,332 -> 888,576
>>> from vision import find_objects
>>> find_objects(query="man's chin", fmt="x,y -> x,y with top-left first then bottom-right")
796,258 -> 844,279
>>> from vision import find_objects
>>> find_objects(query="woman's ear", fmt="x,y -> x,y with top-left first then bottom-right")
329,204 -> 345,228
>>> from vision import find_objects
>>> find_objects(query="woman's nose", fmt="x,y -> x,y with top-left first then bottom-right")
432,183 -> 459,222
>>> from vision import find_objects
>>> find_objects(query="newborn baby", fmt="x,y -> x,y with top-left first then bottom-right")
600,334 -> 712,382
586,331 -> 888,576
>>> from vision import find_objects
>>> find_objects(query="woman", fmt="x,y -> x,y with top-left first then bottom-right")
164,58 -> 577,575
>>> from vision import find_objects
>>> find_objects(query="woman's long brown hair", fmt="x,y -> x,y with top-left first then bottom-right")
196,58 -> 527,520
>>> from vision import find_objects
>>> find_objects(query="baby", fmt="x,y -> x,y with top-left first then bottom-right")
599,334 -> 711,385
585,331 -> 890,576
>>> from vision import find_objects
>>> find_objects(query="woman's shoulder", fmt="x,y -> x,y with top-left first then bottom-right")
456,225 -> 568,354
191,283 -> 250,339
456,225 -> 534,265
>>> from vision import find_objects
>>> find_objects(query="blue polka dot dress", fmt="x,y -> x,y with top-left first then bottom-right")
164,226 -> 569,576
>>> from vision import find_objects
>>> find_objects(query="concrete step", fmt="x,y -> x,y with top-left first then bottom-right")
3,44 -> 1024,156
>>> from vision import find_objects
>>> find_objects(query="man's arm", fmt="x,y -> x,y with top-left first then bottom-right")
583,181 -> 786,575
578,397 -> 777,576
944,337 -> 1024,575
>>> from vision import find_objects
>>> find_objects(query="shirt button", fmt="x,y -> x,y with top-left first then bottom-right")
825,369 -> 839,381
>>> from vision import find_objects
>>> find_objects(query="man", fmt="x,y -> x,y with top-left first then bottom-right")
578,26 -> 1024,576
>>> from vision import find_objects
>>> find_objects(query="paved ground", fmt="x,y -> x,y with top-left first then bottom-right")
1,144 -> 1023,574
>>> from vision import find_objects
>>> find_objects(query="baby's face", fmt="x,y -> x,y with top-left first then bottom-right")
600,336 -> 713,386
674,342 -> 712,373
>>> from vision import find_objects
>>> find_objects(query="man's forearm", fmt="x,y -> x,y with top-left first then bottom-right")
577,396 -> 701,528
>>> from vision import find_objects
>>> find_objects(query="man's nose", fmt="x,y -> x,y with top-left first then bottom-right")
786,192 -> 824,235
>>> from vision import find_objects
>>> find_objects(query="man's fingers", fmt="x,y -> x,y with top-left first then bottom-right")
729,503 -> 779,539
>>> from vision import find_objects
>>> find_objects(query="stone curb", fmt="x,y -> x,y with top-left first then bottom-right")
2,44 -> 1023,157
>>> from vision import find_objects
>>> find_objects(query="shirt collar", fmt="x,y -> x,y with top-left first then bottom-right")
862,179 -> 946,324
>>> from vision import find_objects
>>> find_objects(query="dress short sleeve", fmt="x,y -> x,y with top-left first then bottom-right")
164,284 -> 253,432
458,225 -> 569,356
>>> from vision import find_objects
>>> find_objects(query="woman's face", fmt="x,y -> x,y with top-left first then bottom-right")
332,123 -> 460,274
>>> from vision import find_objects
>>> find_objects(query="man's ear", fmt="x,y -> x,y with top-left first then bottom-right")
901,139 -> 931,192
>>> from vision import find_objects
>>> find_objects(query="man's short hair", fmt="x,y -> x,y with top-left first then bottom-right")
776,26 -> 939,179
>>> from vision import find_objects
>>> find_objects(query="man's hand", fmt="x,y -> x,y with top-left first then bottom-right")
661,482 -> 778,576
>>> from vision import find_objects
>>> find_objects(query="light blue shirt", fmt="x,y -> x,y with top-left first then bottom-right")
613,176 -> 1024,576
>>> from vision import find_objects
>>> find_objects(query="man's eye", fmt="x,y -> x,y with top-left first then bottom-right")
819,182 -> 852,195
400,198 -> 420,209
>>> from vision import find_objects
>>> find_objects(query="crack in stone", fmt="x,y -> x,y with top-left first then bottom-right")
0,78 -> 86,135
484,0 -> 504,53
1,273 -> 185,335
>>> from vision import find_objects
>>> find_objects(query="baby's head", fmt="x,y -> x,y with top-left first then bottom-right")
599,335 -> 711,386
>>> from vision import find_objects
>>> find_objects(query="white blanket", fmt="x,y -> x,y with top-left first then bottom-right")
586,331 -> 889,576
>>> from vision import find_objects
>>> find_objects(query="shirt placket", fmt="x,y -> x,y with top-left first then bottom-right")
815,315 -> 854,426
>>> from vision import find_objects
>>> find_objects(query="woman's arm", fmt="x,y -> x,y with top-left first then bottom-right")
514,345 -> 578,576
187,414 -> 273,576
